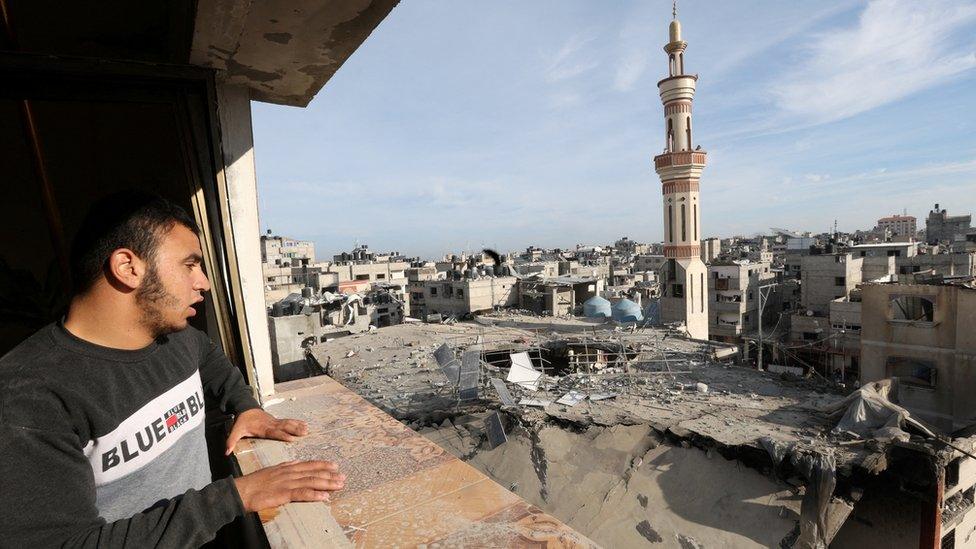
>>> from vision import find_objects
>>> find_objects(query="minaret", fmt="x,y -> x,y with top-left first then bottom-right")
654,2 -> 709,340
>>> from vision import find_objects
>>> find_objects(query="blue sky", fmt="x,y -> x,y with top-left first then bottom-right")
252,0 -> 976,260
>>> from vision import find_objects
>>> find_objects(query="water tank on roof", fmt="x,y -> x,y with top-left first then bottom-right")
611,298 -> 643,323
583,296 -> 612,318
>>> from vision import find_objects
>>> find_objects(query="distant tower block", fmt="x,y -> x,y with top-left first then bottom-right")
654,6 -> 709,340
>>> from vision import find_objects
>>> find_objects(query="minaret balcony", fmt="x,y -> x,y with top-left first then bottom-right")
658,74 -> 698,103
654,150 -> 707,169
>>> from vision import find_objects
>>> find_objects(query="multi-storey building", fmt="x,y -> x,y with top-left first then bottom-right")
707,260 -> 776,343
876,214 -> 916,238
926,203 -> 972,244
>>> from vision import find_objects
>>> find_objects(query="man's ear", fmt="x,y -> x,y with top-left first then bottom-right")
106,248 -> 145,291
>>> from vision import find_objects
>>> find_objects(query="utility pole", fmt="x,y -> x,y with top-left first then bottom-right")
756,282 -> 778,371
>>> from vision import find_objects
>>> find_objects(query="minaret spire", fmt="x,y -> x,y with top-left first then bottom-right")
653,4 -> 709,340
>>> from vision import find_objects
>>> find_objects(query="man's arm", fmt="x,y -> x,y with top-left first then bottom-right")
195,330 -> 260,415
0,423 -> 344,547
0,423 -> 242,548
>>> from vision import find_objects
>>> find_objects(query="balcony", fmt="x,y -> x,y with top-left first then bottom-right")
653,150 -> 707,169
714,300 -> 745,313
235,376 -> 593,546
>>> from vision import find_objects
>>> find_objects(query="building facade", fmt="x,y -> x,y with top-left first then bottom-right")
926,203 -> 972,244
654,12 -> 709,339
877,214 -> 917,238
860,279 -> 976,432
707,260 -> 776,343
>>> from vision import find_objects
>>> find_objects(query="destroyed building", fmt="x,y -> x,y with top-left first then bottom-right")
261,232 -> 328,303
267,284 -> 405,381
860,275 -> 976,432
927,204 -> 972,245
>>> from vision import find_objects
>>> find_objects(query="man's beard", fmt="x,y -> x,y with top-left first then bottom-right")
136,263 -> 185,338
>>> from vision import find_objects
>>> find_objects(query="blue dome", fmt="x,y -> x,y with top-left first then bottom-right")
583,296 -> 612,318
611,298 -> 644,322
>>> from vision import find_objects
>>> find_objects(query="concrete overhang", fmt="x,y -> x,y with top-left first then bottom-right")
190,0 -> 399,106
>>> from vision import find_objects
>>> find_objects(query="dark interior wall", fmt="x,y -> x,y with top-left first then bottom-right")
0,95 -> 222,355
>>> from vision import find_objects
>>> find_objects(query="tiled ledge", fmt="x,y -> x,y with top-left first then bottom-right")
234,376 -> 598,548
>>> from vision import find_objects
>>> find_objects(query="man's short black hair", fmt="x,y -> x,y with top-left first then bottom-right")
70,191 -> 200,294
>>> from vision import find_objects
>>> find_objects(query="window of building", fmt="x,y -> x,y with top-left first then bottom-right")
376,273 -> 386,280
943,529 -> 956,549
887,356 -> 937,388
946,458 -> 961,489
355,274 -> 370,281
693,204 -> 698,241
685,116 -> 691,151
803,332 -> 818,341
430,287 -> 437,296
456,289 -> 464,299
673,283 -> 684,298
890,295 -> 935,322
668,205 -> 674,243
835,277 -> 845,286
860,251 -> 867,257
700,273 -> 704,313
267,277 -> 275,282
681,204 -> 687,241
887,250 -> 901,257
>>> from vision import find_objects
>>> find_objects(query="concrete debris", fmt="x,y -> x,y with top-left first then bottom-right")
556,391 -> 585,407
520,398 -> 552,408
302,315 -> 975,549
490,378 -> 516,406
506,351 -> 542,391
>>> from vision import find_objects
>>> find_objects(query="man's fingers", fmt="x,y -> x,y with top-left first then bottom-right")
290,488 -> 331,502
268,428 -> 300,442
225,426 -> 247,456
288,476 -> 345,492
279,419 -> 309,436
283,460 -> 342,473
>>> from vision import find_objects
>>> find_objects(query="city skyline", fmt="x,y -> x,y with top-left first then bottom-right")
253,0 -> 976,260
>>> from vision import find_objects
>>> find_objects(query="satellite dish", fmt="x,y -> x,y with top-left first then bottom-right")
806,310 -> 814,316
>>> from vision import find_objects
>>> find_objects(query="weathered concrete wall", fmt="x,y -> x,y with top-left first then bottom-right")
860,283 -> 976,430
861,256 -> 895,281
800,254 -> 862,315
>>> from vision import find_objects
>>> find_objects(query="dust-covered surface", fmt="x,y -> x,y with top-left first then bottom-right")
303,316 -> 931,547
307,317 -> 870,476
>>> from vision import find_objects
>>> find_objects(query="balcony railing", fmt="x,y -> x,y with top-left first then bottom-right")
654,151 -> 708,169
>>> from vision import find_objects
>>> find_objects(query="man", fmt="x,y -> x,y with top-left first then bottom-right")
0,191 -> 344,547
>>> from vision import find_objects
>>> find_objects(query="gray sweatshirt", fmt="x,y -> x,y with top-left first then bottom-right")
0,322 -> 261,548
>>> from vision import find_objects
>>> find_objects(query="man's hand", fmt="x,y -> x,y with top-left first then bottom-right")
234,460 -> 345,512
226,408 -> 309,456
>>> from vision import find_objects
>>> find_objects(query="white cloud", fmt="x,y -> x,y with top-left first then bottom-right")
771,0 -> 976,126
613,50 -> 648,91
544,34 -> 600,82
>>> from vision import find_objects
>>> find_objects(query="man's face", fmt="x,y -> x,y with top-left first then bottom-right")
136,224 -> 211,337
